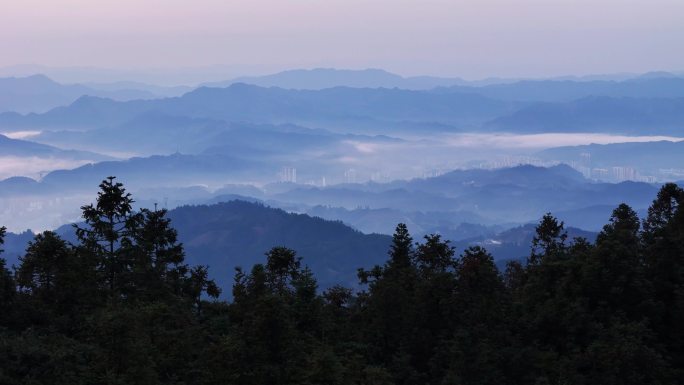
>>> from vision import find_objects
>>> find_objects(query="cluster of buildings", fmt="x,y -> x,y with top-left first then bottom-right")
567,153 -> 658,183
476,156 -> 560,170
279,152 -> 680,188
279,167 -> 298,183
278,167 -> 381,187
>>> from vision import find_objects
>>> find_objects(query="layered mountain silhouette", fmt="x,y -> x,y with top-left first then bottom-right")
0,74 -> 158,114
3,76 -> 684,136
537,140 -> 684,173
486,96 -> 684,135
0,84 -> 512,130
0,133 -> 110,160
203,68 -> 474,89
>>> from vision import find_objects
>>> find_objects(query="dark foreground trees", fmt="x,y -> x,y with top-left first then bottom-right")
1,178 -> 684,384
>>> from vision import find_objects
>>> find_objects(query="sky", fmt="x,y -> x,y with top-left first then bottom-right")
1,0 -> 683,81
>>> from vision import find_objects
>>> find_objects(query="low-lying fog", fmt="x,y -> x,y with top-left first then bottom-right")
2,130 -> 683,233
5,130 -> 683,180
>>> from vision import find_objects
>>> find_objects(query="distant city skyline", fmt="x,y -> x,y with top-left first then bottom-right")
1,0 -> 683,81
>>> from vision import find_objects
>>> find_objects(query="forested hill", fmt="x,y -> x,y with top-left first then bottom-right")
0,200 -> 392,291
2,178 -> 684,384
166,201 -> 391,289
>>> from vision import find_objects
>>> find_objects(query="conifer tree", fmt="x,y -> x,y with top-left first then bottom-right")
530,213 -> 568,265
130,207 -> 187,301
17,231 -> 71,302
75,176 -> 140,296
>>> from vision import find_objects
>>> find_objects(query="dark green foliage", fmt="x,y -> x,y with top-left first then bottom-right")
0,178 -> 220,384
74,176 -> 139,297
641,183 -> 684,378
2,180 -> 684,384
530,212 -> 568,265
0,226 -> 18,328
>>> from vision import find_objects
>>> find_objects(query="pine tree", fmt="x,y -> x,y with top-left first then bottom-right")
129,207 -> 187,301
590,204 -> 650,319
530,213 -> 568,265
75,176 -> 140,297
17,232 -> 71,303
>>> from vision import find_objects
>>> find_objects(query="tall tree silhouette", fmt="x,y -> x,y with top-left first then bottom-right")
75,176 -> 139,296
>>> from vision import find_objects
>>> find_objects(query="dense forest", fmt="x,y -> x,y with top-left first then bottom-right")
1,177 -> 684,384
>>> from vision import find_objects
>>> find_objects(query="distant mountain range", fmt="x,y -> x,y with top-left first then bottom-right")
486,96 -> 684,135
266,165 -> 660,226
0,133 -> 110,161
0,74 -> 161,114
80,81 -> 192,98
0,163 -> 664,237
203,68 -> 477,89
39,152 -> 266,191
204,68 -> 684,93
0,83 -> 513,131
2,69 -> 683,116
0,133 -> 112,180
3,77 -> 684,136
537,140 -> 684,175
2,68 -> 683,295
442,77 -> 684,102
30,115 -> 399,159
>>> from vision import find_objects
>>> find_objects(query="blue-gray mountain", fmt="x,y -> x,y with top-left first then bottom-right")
3,79 -> 684,136
486,96 -> 684,135
537,141 -> 684,174
0,74 -> 158,114
0,83 -> 513,131
1,163 -> 665,244
0,133 -> 109,160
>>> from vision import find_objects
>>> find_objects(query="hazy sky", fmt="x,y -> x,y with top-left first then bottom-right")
1,0 -> 683,79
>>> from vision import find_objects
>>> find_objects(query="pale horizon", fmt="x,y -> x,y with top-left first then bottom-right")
1,0 -> 683,83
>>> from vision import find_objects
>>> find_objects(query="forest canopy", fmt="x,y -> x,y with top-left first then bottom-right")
1,177 -> 684,384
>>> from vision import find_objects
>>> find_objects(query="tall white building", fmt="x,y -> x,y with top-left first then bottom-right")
344,168 -> 357,184
280,167 -> 297,183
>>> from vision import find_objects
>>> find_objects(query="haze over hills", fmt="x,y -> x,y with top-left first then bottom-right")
0,74 -> 159,114
2,68 -> 682,116
206,68 -> 684,92
0,162 -> 665,239
203,68 -> 476,89
0,64 -> 269,87
0,84 -> 514,132
264,165 -> 660,228
214,68 -> 684,103
537,140 -> 684,177
0,133 -> 113,180
442,76 -> 684,102
0,133 -> 110,161
486,96 -> 684,135
29,116 -> 400,160
80,81 -> 192,98
1,68 -> 683,252
3,75 -> 684,139
4,0 -> 684,379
